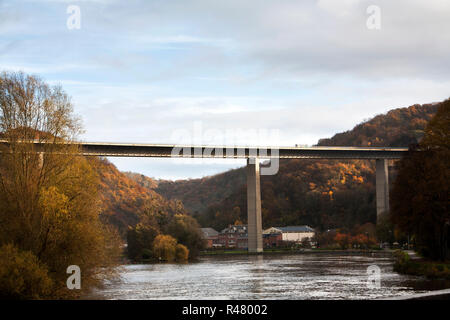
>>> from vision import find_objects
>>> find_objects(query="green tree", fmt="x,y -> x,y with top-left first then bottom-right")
166,214 -> 204,258
126,223 -> 159,260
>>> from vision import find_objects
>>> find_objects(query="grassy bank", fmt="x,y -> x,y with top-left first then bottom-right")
393,250 -> 450,280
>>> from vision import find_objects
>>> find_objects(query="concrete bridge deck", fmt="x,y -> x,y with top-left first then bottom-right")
81,143 -> 407,159
0,140 -> 408,159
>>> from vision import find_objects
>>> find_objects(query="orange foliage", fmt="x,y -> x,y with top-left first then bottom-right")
89,157 -> 186,235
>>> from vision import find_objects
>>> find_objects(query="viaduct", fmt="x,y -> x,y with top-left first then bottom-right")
0,140 -> 408,253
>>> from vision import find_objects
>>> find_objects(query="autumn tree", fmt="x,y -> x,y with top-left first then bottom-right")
175,244 -> 189,262
0,71 -> 121,298
152,234 -> 178,262
126,196 -> 203,261
334,232 -> 350,249
391,99 -> 450,261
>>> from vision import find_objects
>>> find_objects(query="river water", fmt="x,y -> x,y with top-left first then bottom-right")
87,253 -> 447,300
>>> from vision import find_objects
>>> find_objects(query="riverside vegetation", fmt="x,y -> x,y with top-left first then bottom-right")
0,71 -> 122,299
393,251 -> 450,280
390,99 -> 450,279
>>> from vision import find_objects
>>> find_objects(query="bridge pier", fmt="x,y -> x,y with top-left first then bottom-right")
247,158 -> 263,253
376,159 -> 390,220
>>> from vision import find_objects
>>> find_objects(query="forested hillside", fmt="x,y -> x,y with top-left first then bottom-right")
123,171 -> 158,189
90,158 -> 185,235
317,103 -> 439,147
156,102 -> 440,232
156,168 -> 245,215
193,159 -> 376,232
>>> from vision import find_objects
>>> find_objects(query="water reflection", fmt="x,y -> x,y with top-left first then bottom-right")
87,253 -> 448,300
248,255 -> 264,296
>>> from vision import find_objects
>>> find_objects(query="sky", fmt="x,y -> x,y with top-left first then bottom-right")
1,0 -> 449,180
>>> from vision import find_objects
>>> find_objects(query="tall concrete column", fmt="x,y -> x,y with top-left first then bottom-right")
247,158 -> 263,253
376,159 -> 389,220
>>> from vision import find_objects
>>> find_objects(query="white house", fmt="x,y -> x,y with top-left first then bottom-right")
263,226 -> 315,243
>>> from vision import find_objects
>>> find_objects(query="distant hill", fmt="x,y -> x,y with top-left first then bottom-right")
123,171 -> 159,189
155,101 -> 440,231
156,168 -> 245,215
317,103 -> 439,147
90,158 -> 185,236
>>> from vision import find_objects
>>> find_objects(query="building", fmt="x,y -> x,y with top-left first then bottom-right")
263,232 -> 282,248
218,225 -> 248,249
263,226 -> 315,244
200,227 -> 219,248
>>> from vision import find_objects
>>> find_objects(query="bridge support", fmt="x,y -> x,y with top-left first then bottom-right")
376,159 -> 389,220
247,158 -> 263,253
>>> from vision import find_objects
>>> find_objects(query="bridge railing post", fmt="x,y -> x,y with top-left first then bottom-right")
247,157 -> 263,253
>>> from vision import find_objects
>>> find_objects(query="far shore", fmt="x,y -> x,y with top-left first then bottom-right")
198,248 -> 394,256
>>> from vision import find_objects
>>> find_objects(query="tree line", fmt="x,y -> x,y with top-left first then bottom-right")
390,99 -> 450,261
126,193 -> 205,262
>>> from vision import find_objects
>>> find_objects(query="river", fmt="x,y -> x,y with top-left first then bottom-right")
87,252 -> 447,300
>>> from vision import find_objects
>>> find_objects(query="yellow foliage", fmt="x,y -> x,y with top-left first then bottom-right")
0,244 -> 53,299
0,72 -> 121,298
39,186 -> 70,225
153,234 -> 177,262
175,244 -> 189,262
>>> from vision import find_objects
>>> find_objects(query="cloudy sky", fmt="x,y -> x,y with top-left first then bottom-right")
1,0 -> 449,179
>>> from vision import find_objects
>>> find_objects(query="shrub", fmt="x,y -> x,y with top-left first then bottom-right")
0,244 -> 53,299
393,250 -> 411,271
334,232 -> 350,249
175,244 -> 189,262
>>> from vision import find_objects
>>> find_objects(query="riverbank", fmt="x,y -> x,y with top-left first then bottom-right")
200,248 -> 390,257
384,288 -> 450,300
393,250 -> 450,280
